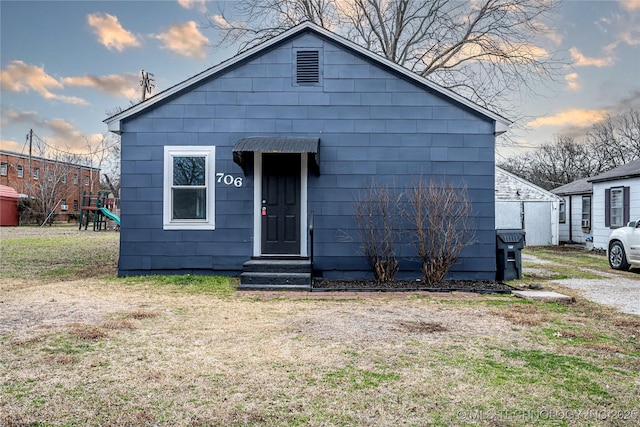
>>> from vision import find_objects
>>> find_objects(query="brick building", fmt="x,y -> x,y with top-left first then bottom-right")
0,149 -> 100,223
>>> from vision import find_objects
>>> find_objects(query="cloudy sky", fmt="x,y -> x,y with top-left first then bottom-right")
1,0 -> 639,160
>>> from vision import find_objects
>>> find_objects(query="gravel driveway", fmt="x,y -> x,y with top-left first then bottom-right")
522,253 -> 640,316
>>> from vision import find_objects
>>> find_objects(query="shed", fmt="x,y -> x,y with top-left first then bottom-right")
104,22 -> 511,288
0,185 -> 20,226
495,167 -> 561,245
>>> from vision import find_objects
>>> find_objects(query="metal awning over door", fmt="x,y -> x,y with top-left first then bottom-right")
232,137 -> 320,174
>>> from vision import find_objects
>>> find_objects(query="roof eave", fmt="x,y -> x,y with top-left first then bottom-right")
588,173 -> 640,183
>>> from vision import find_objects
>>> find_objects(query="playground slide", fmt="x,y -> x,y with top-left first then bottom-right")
99,207 -> 121,226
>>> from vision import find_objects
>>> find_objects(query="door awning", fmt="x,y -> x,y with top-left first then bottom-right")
232,137 -> 320,174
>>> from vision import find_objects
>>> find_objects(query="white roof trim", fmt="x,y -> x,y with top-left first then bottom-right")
105,22 -> 511,133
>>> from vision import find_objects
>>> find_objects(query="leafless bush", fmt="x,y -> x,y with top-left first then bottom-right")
353,182 -> 400,282
405,178 -> 475,284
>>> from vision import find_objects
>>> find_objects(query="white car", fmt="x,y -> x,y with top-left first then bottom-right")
608,218 -> 640,270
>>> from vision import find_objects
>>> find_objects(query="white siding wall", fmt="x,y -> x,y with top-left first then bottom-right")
495,200 -> 559,245
592,177 -> 640,249
495,201 -> 522,229
558,196 -> 571,242
558,195 -> 593,244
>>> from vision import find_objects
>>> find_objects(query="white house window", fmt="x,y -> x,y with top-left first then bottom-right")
163,146 -> 215,230
85,176 -> 90,186
558,201 -> 566,223
610,188 -> 624,228
0,162 -> 7,176
61,174 -> 66,184
33,167 -> 39,180
17,165 -> 23,178
73,173 -> 78,184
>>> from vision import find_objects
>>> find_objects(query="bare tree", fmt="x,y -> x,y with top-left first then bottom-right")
586,109 -> 640,171
84,132 -> 121,201
22,140 -> 85,225
207,0 -> 562,110
353,182 -> 400,283
500,108 -> 640,190
404,178 -> 475,284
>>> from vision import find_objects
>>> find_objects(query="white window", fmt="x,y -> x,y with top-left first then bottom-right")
0,162 -> 7,176
610,188 -> 624,228
33,167 -> 39,180
85,176 -> 89,186
61,174 -> 66,184
558,201 -> 566,223
581,196 -> 591,228
17,165 -> 23,178
163,146 -> 216,230
73,173 -> 78,184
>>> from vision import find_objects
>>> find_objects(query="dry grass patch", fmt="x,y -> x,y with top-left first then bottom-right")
490,302 -> 552,326
394,320 -> 448,333
556,328 -> 599,340
125,309 -> 161,320
101,319 -> 136,330
68,323 -> 107,340
40,354 -> 76,365
579,342 -> 629,353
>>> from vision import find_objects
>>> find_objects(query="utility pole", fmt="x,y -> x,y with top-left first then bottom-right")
140,70 -> 155,101
27,129 -> 33,198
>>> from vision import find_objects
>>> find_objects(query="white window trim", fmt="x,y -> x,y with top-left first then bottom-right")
163,145 -> 216,230
0,162 -> 7,176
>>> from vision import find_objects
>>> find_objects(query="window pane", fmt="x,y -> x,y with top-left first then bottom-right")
173,156 -> 205,186
582,197 -> 591,221
611,190 -> 623,226
172,188 -> 206,219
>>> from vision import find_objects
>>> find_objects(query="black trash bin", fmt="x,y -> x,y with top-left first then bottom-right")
496,229 -> 526,281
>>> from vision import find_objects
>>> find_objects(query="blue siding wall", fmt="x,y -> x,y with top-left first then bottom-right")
118,32 -> 497,279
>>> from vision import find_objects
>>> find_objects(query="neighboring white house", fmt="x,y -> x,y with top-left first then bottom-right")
588,159 -> 640,250
495,167 -> 561,246
551,177 -> 593,245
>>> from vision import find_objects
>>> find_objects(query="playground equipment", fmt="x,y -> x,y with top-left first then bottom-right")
78,191 -> 120,231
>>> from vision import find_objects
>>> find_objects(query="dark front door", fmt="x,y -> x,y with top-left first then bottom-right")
261,153 -> 301,255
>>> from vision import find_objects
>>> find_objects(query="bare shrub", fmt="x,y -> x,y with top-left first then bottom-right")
405,178 -> 475,285
353,182 -> 400,283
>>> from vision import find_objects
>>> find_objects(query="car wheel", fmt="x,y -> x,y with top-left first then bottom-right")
609,241 -> 630,270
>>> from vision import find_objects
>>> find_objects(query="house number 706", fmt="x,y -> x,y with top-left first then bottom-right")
216,173 -> 243,187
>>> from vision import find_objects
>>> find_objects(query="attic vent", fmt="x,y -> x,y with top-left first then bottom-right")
296,50 -> 320,83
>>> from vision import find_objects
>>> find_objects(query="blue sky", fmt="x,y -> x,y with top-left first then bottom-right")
1,0 -> 639,160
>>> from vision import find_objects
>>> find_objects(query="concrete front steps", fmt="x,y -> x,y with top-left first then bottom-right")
238,258 -> 312,291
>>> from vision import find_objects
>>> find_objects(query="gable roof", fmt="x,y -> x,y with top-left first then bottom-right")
587,158 -> 640,183
104,21 -> 511,135
495,167 -> 561,202
551,177 -> 592,196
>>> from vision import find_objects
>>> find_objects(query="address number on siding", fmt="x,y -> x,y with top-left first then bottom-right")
216,173 -> 243,187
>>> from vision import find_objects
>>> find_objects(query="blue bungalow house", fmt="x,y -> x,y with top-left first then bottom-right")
105,22 -> 510,289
